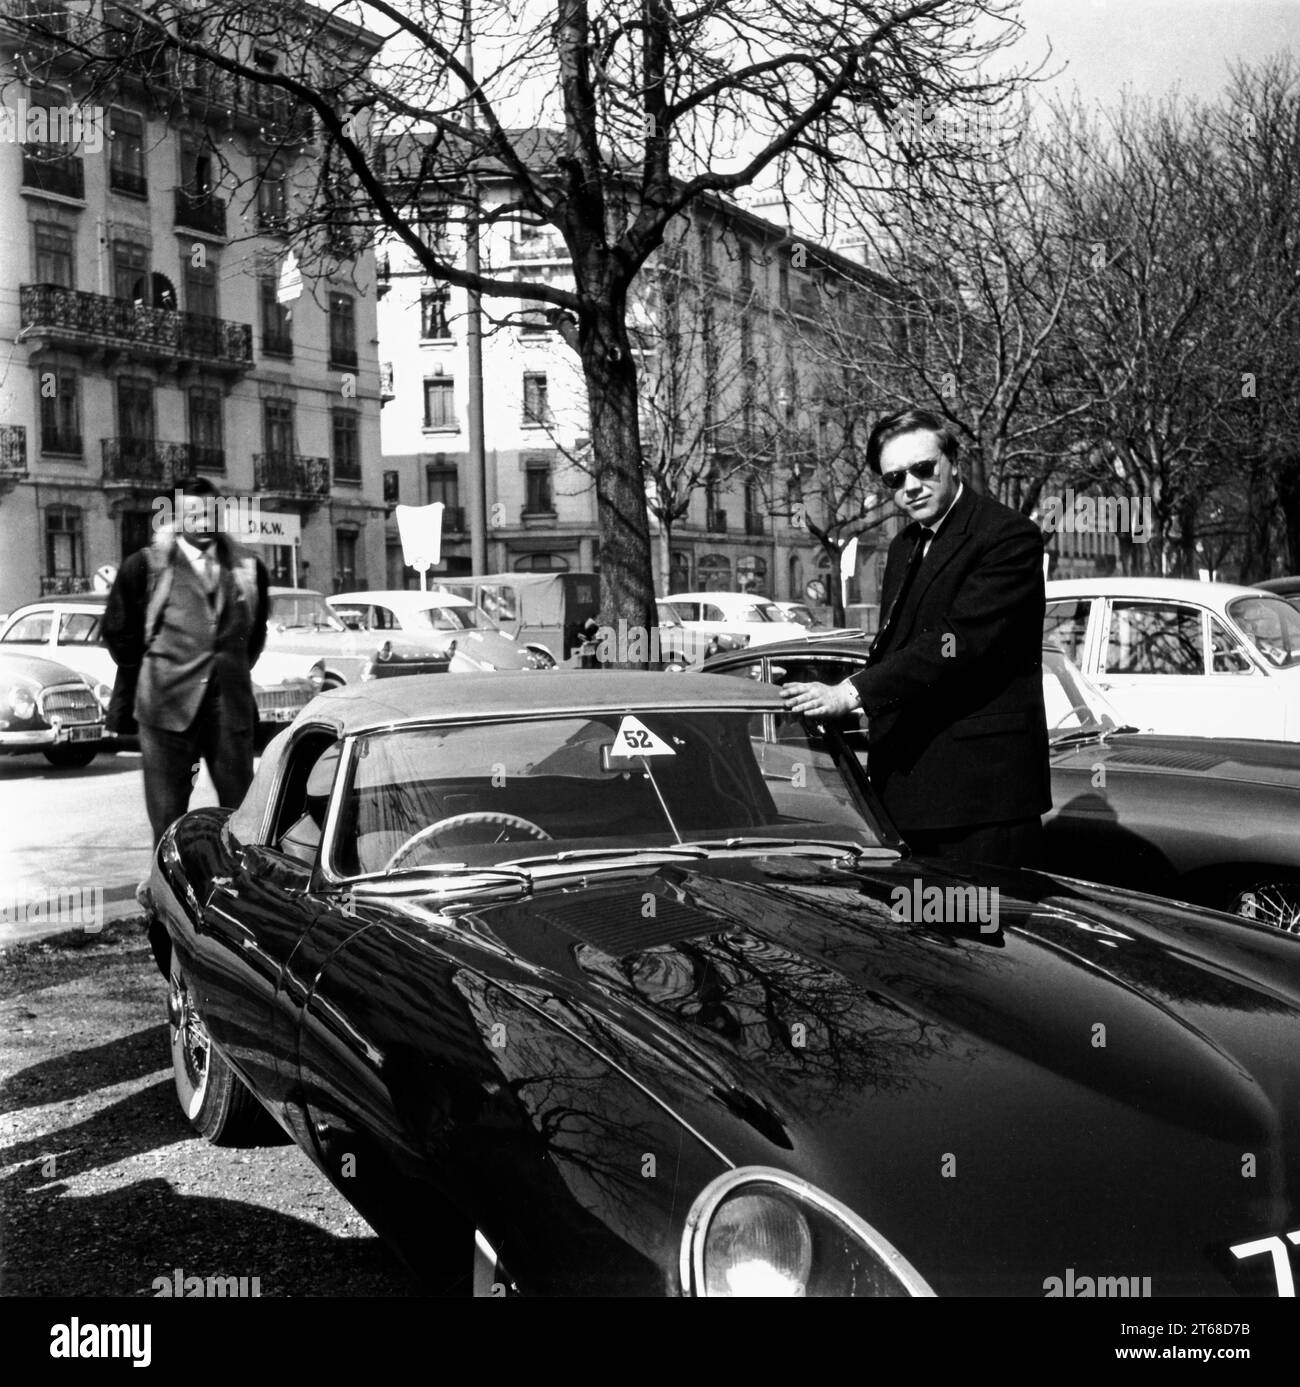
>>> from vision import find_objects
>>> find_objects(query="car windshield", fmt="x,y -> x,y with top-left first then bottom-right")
410,604 -> 498,633
329,708 -> 884,878
1226,595 -> 1300,669
783,605 -> 816,628
1043,647 -> 1130,741
270,594 -> 347,632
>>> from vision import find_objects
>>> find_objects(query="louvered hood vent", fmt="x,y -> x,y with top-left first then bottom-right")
1105,746 -> 1226,772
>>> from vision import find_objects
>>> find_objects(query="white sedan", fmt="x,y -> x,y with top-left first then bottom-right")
660,592 -> 809,650
1045,576 -> 1300,740
327,590 -> 555,671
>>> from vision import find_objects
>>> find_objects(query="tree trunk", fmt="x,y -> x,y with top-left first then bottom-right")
579,304 -> 656,653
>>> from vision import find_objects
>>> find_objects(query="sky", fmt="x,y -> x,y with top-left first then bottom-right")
1015,0 -> 1300,108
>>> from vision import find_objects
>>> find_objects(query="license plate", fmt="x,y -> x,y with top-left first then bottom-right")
61,725 -> 101,743
262,708 -> 297,722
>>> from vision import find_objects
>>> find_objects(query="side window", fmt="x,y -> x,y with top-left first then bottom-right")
1,612 -> 52,643
1105,602 -> 1204,676
373,606 -> 397,631
1043,599 -> 1092,665
715,660 -> 764,682
272,734 -> 344,865
58,612 -> 100,645
703,604 -> 725,622
1210,618 -> 1254,674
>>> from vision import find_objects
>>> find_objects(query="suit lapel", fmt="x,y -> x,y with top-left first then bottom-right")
886,488 -> 978,647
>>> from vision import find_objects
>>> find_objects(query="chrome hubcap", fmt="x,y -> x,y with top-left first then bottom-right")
170,968 -> 210,1107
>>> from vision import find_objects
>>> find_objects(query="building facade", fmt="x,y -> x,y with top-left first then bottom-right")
0,2 -> 386,614
377,162 -> 897,606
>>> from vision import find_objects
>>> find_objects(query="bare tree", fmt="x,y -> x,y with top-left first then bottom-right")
9,0 -> 1033,630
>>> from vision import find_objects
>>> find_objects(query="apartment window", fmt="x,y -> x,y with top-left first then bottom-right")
40,368 -> 81,455
109,108 -> 146,195
699,225 -> 715,275
518,305 -> 549,338
328,293 -> 356,367
382,470 -> 399,503
187,386 -> 224,471
524,459 -> 553,514
112,240 -> 149,303
738,241 -> 753,289
332,408 -> 360,482
45,506 -> 84,585
423,378 -> 456,430
522,372 -> 549,426
257,159 -> 288,233
259,276 -> 292,357
262,398 -> 295,458
181,142 -> 214,195
185,259 -> 218,319
34,223 -> 74,287
335,528 -> 358,591
778,260 -> 790,309
426,466 -> 459,509
417,197 -> 451,257
116,376 -> 154,443
420,288 -> 451,340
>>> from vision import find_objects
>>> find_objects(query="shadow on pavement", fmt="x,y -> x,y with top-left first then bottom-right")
1,1025 -> 173,1116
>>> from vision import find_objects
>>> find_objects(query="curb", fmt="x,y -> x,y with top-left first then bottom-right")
0,882 -> 149,952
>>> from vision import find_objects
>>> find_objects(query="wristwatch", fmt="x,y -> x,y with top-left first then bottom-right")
840,680 -> 862,712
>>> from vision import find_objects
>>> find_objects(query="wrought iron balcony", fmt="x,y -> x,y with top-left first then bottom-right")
253,453 -> 330,499
174,186 -> 228,237
184,444 -> 225,473
102,437 -> 191,488
40,574 -> 92,595
1,424 -> 27,477
329,344 -> 358,369
2,1 -> 95,46
160,54 -> 314,143
21,148 -> 84,200
20,285 -> 254,371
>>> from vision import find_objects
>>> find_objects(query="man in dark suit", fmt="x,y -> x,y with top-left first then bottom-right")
782,408 -> 1050,868
104,478 -> 269,846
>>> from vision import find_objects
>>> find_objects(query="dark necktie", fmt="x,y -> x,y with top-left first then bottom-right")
870,527 -> 930,656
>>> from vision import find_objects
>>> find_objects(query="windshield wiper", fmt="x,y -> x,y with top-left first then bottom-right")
355,864 -> 534,887
679,836 -> 866,859
1051,723 -> 1141,748
500,845 -> 708,868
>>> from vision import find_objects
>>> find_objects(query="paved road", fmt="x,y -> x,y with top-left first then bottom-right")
0,750 -> 218,947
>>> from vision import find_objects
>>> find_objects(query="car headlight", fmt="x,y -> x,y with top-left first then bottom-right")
525,646 -> 557,669
681,1167 -> 935,1298
93,680 -> 113,712
7,684 -> 37,720
308,661 -> 326,689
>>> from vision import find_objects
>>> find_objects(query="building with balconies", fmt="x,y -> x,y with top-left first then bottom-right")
376,139 -> 895,606
0,1 -> 385,610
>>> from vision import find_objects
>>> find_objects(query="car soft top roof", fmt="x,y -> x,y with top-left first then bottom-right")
297,670 -> 784,737
328,590 -> 473,608
1045,576 -> 1268,602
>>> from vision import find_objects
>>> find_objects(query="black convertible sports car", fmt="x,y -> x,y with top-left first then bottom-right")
144,674 -> 1300,1296
703,639 -> 1300,933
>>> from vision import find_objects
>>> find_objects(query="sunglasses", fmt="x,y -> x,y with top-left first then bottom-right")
880,458 -> 942,491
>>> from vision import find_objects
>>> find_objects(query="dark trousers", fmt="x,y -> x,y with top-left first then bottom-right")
138,687 -> 255,847
901,816 -> 1044,871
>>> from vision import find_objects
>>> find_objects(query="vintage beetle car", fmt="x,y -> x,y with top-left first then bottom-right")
0,648 -> 106,766
703,638 -> 1300,932
144,674 -> 1300,1296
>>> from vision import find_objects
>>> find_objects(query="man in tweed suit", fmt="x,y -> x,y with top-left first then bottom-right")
783,409 -> 1050,868
104,478 -> 269,846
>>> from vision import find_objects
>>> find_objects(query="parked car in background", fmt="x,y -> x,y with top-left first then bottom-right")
773,601 -> 865,636
1043,577 -> 1300,740
1256,576 -> 1300,613
438,571 -> 600,665
0,594 -> 318,735
0,648 -> 106,767
702,636 -> 1300,933
326,590 -> 554,671
661,592 -> 809,650
144,672 -> 1300,1296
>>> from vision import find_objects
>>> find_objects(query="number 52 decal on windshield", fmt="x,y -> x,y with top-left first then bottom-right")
608,716 -> 676,758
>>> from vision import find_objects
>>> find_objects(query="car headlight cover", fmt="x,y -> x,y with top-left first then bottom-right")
682,1167 -> 935,1298
7,684 -> 37,720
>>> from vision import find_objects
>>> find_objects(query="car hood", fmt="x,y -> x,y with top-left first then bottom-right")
0,650 -> 94,687
461,855 -> 1300,1294
1052,731 -> 1300,788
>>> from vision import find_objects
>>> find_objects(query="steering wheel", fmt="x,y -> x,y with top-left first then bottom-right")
1050,703 -> 1095,733
384,812 -> 551,871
